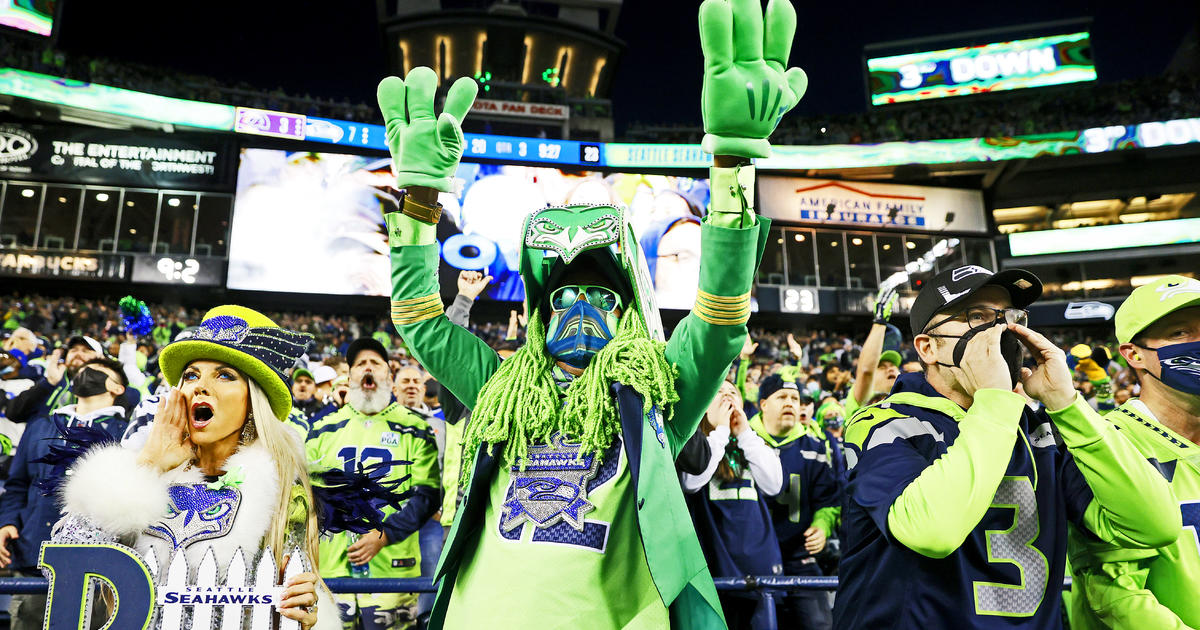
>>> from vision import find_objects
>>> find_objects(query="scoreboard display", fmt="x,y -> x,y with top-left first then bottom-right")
302,116 -> 602,167
867,32 -> 1096,106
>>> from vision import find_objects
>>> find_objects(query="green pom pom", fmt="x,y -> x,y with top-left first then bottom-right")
119,295 -> 146,316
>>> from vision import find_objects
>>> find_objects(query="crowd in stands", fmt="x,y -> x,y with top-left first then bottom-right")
0,283 -> 1135,628
626,71 -> 1200,145
3,36 -> 1197,145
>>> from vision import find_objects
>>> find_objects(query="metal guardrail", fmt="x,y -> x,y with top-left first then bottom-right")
0,575 -> 1075,629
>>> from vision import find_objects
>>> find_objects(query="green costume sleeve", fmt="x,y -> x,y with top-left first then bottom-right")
663,207 -> 767,454
1050,395 -> 1180,548
388,218 -> 500,409
886,389 -> 1025,558
1074,553 -> 1196,630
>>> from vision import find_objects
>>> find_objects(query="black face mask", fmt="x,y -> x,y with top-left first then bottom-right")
934,323 -> 1024,390
70,367 -> 111,398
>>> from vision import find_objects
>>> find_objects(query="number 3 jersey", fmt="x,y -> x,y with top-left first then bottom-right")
305,402 -> 441,579
835,374 -> 1099,630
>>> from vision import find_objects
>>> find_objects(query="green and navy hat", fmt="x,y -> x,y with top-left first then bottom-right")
1115,275 -> 1200,343
519,203 -> 665,340
158,306 -> 313,420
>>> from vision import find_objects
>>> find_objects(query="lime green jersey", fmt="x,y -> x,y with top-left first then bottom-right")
306,402 -> 440,579
1069,399 -> 1200,629
442,433 -> 668,629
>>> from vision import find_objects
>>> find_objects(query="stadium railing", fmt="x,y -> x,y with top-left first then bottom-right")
0,574 -> 1075,628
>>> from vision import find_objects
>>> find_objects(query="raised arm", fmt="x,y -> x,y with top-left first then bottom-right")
377,68 -> 499,409
664,0 -> 808,448
850,286 -> 897,405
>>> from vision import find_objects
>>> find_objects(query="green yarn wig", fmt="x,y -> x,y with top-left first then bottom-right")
461,203 -> 679,473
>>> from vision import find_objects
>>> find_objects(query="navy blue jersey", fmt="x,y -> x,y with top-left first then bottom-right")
834,373 -> 1095,630
768,433 -> 840,563
687,470 -> 784,577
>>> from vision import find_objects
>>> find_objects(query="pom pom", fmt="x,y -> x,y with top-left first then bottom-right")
118,296 -> 154,336
33,418 -> 122,497
311,461 -> 412,535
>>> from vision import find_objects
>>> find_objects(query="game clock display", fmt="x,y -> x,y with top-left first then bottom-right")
131,255 -> 224,286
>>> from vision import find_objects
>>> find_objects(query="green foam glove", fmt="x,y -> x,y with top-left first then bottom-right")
699,0 -> 808,158
377,67 -> 478,192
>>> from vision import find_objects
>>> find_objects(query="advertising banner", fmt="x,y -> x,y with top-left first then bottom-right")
1008,217 -> 1200,257
0,68 -> 235,130
867,32 -> 1095,105
0,122 -> 235,190
758,176 -> 988,234
0,248 -> 127,280
0,0 -> 54,36
471,98 -> 569,121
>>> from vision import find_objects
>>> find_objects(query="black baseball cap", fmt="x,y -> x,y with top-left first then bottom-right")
346,337 -> 389,368
909,265 -> 1042,336
758,374 -> 815,404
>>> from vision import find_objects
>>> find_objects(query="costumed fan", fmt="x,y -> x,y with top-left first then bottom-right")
378,0 -> 807,626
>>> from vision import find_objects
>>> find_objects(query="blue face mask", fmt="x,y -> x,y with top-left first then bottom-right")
1143,339 -> 1200,396
546,299 -> 616,369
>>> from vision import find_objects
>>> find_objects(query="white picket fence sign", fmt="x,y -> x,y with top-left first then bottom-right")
145,546 -> 306,630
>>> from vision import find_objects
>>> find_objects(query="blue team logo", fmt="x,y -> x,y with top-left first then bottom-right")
500,434 -> 601,533
144,484 -> 241,550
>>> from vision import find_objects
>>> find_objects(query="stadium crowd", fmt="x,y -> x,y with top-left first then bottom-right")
0,279 -> 1135,629
3,35 -> 1199,145
625,70 -> 1200,145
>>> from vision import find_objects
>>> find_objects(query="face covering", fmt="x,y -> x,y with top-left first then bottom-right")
824,415 -> 845,431
70,367 -> 112,398
1140,340 -> 1200,396
545,298 -> 617,369
933,322 -> 1024,390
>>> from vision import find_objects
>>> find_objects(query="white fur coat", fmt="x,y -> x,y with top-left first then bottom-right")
61,443 -> 339,630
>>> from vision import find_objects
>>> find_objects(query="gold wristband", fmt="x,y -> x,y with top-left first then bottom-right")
400,192 -> 442,225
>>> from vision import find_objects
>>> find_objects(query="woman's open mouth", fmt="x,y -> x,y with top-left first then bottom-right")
191,402 -> 214,429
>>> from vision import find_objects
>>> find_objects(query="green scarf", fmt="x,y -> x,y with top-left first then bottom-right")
462,307 -> 679,479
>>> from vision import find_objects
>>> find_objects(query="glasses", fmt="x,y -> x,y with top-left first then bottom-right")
927,306 -> 1028,333
550,285 -> 622,312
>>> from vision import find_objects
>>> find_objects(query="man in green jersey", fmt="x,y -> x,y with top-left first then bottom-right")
1069,275 -> 1200,629
307,337 -> 440,630
377,0 -> 806,626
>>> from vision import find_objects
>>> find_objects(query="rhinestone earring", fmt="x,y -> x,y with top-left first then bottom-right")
239,413 -> 257,445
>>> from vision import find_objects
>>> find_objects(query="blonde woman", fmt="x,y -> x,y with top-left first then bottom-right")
54,306 -> 337,630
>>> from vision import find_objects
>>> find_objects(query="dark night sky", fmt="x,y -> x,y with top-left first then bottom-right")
52,1 -> 1198,132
